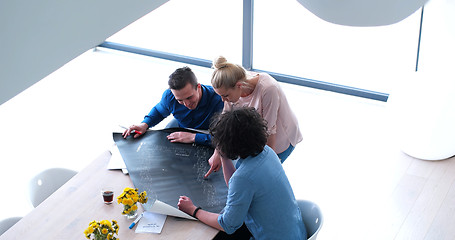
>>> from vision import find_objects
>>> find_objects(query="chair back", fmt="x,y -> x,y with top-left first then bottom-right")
28,168 -> 77,207
0,216 -> 22,235
297,199 -> 323,240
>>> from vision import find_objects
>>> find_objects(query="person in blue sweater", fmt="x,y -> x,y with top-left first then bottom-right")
178,107 -> 307,240
123,67 -> 224,146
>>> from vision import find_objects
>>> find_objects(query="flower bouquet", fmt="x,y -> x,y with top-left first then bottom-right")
117,187 -> 148,219
84,220 -> 119,240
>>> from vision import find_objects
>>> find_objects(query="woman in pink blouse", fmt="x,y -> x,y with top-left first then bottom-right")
205,56 -> 302,178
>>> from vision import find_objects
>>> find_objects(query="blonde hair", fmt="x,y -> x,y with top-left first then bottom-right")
211,56 -> 247,89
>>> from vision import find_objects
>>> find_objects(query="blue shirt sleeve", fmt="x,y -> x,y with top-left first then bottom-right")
194,133 -> 213,147
217,175 -> 254,234
141,90 -> 172,127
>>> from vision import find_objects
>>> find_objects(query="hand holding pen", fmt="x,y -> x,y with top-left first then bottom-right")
121,123 -> 147,139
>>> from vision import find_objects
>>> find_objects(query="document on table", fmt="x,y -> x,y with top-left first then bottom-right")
149,200 -> 195,220
135,211 -> 167,233
107,144 -> 128,174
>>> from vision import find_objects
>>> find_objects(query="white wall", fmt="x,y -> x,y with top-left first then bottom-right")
0,0 -> 169,105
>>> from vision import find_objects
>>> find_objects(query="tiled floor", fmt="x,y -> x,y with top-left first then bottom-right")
2,48 -> 455,239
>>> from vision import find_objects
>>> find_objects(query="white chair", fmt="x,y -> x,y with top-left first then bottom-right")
28,168 -> 77,208
297,200 -> 323,240
0,216 -> 22,235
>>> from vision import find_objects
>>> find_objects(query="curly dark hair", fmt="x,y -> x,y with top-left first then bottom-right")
168,66 -> 198,90
210,107 -> 268,159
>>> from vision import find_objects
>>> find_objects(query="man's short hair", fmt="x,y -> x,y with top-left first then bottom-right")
168,67 -> 198,90
210,107 -> 268,159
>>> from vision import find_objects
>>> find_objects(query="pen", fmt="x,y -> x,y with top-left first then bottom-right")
129,212 -> 144,229
131,130 -> 143,135
119,125 -> 143,135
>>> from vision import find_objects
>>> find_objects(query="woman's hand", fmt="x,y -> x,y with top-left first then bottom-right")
204,150 -> 222,178
179,196 -> 224,231
178,196 -> 197,216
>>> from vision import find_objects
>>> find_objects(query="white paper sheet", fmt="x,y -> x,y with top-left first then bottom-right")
149,200 -> 196,220
135,211 -> 167,233
107,144 -> 127,173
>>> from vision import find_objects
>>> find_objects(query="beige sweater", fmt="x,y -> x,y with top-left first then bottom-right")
224,72 -> 302,154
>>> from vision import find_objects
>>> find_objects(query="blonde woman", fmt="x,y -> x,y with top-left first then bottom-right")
205,56 -> 302,178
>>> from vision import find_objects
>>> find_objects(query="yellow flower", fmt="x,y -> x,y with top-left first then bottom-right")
83,220 -> 119,240
90,222 -> 99,229
117,192 -> 125,199
118,187 -> 148,215
131,204 -> 138,211
84,229 -> 91,239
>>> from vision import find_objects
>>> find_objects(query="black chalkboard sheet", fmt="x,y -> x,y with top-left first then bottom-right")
113,128 -> 228,214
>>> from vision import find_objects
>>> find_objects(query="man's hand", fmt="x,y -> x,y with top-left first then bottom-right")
122,123 -> 148,139
166,132 -> 196,143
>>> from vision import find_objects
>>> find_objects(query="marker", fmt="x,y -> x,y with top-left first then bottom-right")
131,130 -> 143,135
119,125 -> 143,135
129,212 -> 144,229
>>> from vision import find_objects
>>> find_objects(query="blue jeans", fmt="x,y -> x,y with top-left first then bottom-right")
166,118 -> 180,128
277,144 -> 295,163
235,144 -> 295,169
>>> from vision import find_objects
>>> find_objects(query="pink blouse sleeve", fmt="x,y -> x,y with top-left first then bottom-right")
260,84 -> 280,135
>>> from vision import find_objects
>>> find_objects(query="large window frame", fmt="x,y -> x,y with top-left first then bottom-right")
99,0 -> 424,102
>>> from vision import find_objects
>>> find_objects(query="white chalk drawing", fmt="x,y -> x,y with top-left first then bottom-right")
113,130 -> 228,213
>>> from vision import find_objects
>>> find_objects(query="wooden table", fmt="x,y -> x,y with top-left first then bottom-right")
0,151 -> 219,239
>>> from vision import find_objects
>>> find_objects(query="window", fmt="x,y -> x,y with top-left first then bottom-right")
254,0 -> 421,93
107,0 -> 243,64
105,0 -> 424,100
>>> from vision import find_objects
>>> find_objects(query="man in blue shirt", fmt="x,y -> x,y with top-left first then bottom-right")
123,67 -> 223,146
178,107 -> 307,239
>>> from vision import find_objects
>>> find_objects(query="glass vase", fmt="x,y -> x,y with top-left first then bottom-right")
124,203 -> 138,219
